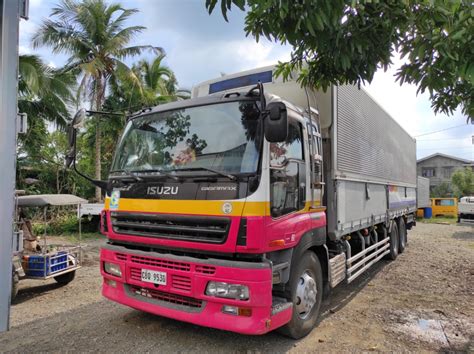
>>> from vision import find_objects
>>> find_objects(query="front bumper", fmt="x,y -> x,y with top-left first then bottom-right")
100,244 -> 291,335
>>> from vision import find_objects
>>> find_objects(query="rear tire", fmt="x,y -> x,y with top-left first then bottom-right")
278,251 -> 323,339
386,222 -> 399,261
398,218 -> 407,254
54,270 -> 76,285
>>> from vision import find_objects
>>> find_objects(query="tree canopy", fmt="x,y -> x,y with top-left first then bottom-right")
451,167 -> 474,198
20,0 -> 187,201
32,0 -> 161,200
206,0 -> 473,119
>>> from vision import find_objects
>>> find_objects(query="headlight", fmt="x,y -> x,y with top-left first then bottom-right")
104,262 -> 122,277
205,281 -> 249,300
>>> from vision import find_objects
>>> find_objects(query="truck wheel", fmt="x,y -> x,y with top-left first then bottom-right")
54,270 -> 76,285
398,218 -> 407,253
11,272 -> 19,301
386,222 -> 399,261
278,251 -> 323,339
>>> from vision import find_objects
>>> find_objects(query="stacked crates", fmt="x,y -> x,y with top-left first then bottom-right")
25,252 -> 68,277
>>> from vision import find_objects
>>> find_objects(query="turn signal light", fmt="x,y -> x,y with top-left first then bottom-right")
268,239 -> 285,247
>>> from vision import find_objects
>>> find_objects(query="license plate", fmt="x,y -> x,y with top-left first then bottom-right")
141,269 -> 167,285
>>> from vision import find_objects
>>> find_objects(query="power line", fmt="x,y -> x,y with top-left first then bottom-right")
414,124 -> 470,138
418,146 -> 473,150
417,136 -> 473,142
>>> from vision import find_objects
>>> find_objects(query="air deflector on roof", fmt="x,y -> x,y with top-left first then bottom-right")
209,70 -> 273,94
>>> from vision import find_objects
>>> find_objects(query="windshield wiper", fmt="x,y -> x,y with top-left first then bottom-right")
172,167 -> 237,181
109,170 -> 143,183
129,169 -> 181,182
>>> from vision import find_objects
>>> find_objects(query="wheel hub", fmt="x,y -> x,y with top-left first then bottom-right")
295,271 -> 317,319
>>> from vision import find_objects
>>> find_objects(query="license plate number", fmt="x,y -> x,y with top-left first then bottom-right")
141,269 -> 167,285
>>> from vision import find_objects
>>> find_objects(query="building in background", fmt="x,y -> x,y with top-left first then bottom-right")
417,153 -> 474,193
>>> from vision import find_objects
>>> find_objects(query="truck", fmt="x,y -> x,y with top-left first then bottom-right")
417,176 -> 431,209
458,196 -> 474,223
66,65 -> 417,339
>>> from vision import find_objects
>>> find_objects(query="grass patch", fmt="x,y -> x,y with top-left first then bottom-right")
418,216 -> 457,225
63,232 -> 103,243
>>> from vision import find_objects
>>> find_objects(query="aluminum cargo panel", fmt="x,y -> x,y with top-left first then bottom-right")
335,180 -> 388,237
335,85 -> 416,186
416,176 -> 431,208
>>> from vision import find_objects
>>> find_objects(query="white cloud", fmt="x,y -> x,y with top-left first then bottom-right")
18,45 -> 31,54
19,0 -> 472,162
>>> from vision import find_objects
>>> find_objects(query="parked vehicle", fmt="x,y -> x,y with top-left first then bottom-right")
430,197 -> 458,218
416,176 -> 431,218
458,196 -> 474,223
67,65 -> 417,338
12,194 -> 83,301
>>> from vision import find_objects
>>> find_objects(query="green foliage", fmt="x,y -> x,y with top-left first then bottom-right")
431,182 -> 452,198
18,54 -> 76,129
109,54 -> 191,112
32,210 -> 99,236
451,167 -> 474,198
18,1 -> 187,203
17,130 -> 94,198
206,0 -> 473,119
33,0 -> 161,199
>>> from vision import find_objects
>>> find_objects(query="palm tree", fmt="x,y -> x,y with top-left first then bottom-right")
32,0 -> 160,200
110,54 -> 190,110
18,54 -> 76,158
17,54 -> 76,195
136,54 -> 190,104
18,54 -> 75,129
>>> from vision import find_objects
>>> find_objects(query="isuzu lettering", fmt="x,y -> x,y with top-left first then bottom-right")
68,65 -> 417,338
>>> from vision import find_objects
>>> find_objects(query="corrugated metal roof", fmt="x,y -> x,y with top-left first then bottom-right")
17,194 -> 88,207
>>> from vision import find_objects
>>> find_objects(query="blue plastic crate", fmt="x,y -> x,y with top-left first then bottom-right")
26,252 -> 68,277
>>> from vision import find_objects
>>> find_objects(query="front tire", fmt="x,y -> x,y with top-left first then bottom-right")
278,251 -> 323,339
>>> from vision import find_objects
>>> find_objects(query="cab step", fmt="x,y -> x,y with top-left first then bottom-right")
272,296 -> 292,315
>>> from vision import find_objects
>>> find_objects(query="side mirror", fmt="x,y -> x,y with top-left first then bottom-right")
72,108 -> 86,129
65,109 -> 87,168
264,102 -> 288,143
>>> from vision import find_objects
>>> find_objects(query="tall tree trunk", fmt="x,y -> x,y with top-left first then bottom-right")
94,78 -> 103,201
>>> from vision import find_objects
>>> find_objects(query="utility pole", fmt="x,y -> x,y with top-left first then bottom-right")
0,0 -> 21,332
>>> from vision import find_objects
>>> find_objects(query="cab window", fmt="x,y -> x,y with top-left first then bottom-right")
269,121 -> 306,218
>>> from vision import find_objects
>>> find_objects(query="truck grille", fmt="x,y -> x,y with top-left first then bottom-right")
114,252 -> 217,275
129,285 -> 202,309
129,268 -> 192,292
111,212 -> 230,244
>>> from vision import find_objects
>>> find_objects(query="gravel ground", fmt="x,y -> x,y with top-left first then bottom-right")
1,222 -> 473,353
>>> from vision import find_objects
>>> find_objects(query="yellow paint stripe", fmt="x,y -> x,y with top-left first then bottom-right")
104,198 -> 324,217
105,197 -> 268,217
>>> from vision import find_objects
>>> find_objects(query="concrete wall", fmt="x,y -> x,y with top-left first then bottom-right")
417,155 -> 473,191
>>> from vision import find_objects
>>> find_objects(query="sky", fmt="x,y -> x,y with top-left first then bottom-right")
19,0 -> 473,162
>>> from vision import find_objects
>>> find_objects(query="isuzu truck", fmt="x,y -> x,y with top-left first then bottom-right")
67,65 -> 417,338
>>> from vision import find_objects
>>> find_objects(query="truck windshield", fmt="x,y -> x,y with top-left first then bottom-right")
111,101 -> 262,175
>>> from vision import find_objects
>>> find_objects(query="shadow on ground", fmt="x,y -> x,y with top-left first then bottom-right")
12,281 -> 64,305
452,230 -> 474,240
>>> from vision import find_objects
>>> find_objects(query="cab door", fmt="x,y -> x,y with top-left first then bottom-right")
266,118 -> 311,248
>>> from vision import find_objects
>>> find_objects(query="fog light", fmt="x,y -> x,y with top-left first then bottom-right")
206,281 -> 249,300
105,278 -> 117,288
221,306 -> 252,317
222,305 -> 238,315
104,262 -> 122,277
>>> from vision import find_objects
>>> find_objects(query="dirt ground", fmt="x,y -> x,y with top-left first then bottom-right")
1,222 -> 473,353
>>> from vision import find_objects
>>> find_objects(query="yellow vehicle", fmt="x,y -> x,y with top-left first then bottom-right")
430,198 -> 458,217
